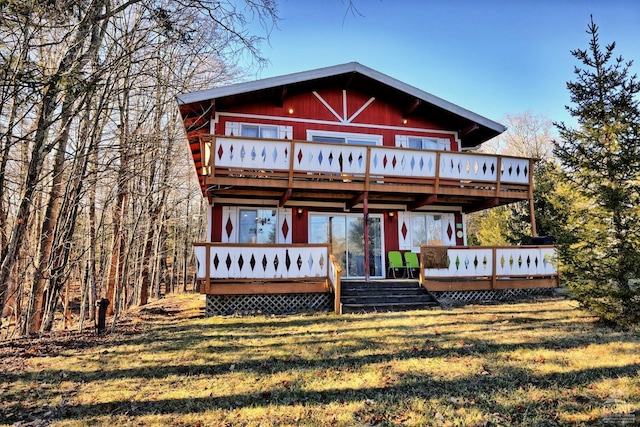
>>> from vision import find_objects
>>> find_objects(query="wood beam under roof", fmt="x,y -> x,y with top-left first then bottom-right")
408,194 -> 438,211
403,98 -> 422,117
277,86 -> 287,107
347,71 -> 356,88
346,192 -> 365,210
460,123 -> 480,137
279,188 -> 292,207
464,197 -> 500,214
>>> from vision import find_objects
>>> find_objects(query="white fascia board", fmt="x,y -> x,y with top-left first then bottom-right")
176,62 -> 362,105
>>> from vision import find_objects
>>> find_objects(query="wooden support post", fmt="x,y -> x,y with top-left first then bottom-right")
529,158 -> 537,237
333,256 -> 342,315
530,198 -> 538,237
495,156 -> 502,196
435,152 -> 441,194
205,243 -> 211,293
363,147 -> 372,283
288,140 -> 296,188
363,193 -> 370,282
491,247 -> 497,290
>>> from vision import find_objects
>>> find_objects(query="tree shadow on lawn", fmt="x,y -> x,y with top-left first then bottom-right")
3,327 -> 636,385
3,362 -> 638,425
3,301 -> 637,425
97,301 -> 594,354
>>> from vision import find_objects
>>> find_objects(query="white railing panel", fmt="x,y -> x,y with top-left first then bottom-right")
439,152 -> 498,182
293,142 -> 368,175
496,247 -> 538,276
210,245 -> 238,278
341,146 -> 369,175
495,247 -> 557,276
500,157 -> 530,184
195,244 -> 329,280
293,246 -> 329,277
539,247 -> 558,275
214,137 -> 291,171
194,246 -> 207,278
369,147 -> 437,178
422,246 -> 558,279
424,248 -> 493,278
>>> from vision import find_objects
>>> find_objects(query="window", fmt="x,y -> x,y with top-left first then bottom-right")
241,124 -> 278,139
411,213 -> 443,247
238,209 -> 277,244
407,137 -> 451,151
224,121 -> 292,139
307,130 -> 382,146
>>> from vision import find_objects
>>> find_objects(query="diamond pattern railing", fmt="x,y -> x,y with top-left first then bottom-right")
420,245 -> 559,286
194,243 -> 329,280
201,136 -> 533,192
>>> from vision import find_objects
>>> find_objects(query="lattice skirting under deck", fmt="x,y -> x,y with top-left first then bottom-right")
206,293 -> 333,316
432,288 -> 556,307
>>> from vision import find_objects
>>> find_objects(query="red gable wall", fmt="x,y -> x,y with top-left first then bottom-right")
213,88 -> 459,150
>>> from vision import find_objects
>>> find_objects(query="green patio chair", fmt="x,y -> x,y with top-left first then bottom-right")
404,252 -> 420,279
387,251 -> 406,278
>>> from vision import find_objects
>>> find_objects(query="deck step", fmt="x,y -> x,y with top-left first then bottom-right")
341,301 -> 439,314
340,280 -> 440,313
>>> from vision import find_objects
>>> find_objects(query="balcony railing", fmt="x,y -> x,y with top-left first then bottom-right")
200,135 -> 533,198
419,245 -> 559,291
194,243 -> 334,295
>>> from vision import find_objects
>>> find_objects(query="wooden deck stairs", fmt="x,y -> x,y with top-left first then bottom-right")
340,280 -> 440,313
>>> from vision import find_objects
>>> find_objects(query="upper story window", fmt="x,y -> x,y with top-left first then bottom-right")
307,130 -> 382,146
241,124 -> 278,139
224,121 -> 292,139
397,135 -> 452,151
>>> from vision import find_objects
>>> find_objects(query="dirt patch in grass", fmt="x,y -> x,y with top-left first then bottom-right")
1,295 -> 638,426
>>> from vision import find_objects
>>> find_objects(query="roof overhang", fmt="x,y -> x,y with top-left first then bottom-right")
177,62 -> 506,148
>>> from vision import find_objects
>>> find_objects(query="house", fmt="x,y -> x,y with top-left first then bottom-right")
177,62 -> 558,315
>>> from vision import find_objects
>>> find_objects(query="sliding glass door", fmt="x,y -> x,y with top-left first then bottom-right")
309,213 -> 383,279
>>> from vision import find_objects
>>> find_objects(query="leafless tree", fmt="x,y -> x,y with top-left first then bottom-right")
0,0 -> 278,335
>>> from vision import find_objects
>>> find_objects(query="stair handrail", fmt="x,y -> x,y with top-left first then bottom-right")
328,254 -> 342,314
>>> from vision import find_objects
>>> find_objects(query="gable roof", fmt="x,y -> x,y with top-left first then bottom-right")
177,62 -> 506,148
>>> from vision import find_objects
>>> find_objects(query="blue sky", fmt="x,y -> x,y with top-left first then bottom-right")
241,0 -> 640,128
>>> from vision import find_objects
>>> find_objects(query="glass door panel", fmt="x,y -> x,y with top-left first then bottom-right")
347,217 -> 365,277
310,213 -> 383,279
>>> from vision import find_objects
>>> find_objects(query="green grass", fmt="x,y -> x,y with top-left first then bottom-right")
1,294 -> 639,426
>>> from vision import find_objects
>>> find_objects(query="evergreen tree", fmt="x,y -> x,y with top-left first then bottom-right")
554,17 -> 640,326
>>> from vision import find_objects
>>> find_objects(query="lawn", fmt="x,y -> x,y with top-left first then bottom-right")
1,294 -> 638,426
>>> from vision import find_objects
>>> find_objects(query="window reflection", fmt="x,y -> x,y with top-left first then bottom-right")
238,209 -> 276,244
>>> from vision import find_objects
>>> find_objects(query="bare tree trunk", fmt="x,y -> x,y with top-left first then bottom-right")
0,0 -> 109,325
28,95 -> 77,332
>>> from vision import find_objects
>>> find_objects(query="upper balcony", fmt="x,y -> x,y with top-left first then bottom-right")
199,135 -> 534,211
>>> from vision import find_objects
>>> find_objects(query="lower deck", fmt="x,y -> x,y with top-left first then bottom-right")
194,244 -> 559,314
202,280 -> 557,316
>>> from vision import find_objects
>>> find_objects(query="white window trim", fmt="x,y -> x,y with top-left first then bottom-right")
398,212 -> 456,251
225,121 -> 292,139
222,206 -> 292,244
214,111 -> 461,146
306,129 -> 383,146
395,135 -> 452,151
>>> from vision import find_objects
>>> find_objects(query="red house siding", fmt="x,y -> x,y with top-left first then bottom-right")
455,212 -> 465,246
211,205 -> 222,242
384,214 -> 400,252
213,88 -> 459,151
292,209 -> 308,244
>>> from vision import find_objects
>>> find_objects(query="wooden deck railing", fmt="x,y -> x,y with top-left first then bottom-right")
419,245 -> 559,291
200,135 -> 533,197
328,254 -> 342,314
193,243 -> 333,295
